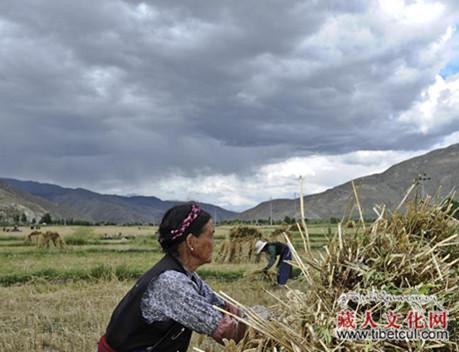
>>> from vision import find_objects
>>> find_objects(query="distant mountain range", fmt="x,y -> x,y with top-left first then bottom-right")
237,143 -> 459,220
0,179 -> 237,224
1,143 -> 458,224
0,180 -> 58,223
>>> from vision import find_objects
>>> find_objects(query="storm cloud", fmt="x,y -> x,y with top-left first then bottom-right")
1,0 -> 459,209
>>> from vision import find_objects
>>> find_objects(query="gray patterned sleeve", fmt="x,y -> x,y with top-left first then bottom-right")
141,270 -> 223,336
191,272 -> 226,308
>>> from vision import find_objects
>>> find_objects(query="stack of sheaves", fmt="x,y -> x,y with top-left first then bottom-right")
219,195 -> 459,351
269,226 -> 292,242
216,227 -> 262,264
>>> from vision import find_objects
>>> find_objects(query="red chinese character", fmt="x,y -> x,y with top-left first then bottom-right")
406,310 -> 425,329
429,311 -> 448,329
337,310 -> 356,329
384,311 -> 401,329
361,310 -> 378,329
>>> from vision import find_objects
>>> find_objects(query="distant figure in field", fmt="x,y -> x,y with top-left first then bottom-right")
255,240 -> 293,286
98,203 -> 246,352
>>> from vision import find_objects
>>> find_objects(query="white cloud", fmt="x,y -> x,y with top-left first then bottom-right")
434,130 -> 459,148
84,67 -> 123,98
420,25 -> 455,65
378,0 -> 445,25
103,149 -> 423,211
399,74 -> 459,133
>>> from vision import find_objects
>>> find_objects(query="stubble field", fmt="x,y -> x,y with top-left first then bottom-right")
0,224 -> 332,352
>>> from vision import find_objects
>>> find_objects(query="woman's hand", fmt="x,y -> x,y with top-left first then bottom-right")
224,302 -> 241,317
211,314 -> 247,344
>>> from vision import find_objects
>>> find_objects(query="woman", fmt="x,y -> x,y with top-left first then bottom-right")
255,240 -> 292,286
98,203 -> 245,352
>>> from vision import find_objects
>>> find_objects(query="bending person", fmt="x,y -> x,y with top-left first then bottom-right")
99,203 -> 245,352
255,240 -> 293,286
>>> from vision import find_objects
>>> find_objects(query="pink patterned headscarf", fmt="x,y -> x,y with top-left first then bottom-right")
169,204 -> 201,240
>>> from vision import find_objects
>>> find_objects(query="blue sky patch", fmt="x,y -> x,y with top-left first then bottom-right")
440,61 -> 459,79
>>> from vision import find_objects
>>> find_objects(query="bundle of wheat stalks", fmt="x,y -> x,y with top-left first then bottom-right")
269,227 -> 292,242
219,195 -> 459,351
216,227 -> 263,264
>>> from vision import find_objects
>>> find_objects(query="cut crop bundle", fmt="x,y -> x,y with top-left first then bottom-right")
220,196 -> 459,351
216,227 -> 263,264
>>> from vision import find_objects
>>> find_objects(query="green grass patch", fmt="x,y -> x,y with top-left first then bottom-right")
197,269 -> 245,281
64,237 -> 91,245
64,226 -> 100,245
0,247 -> 159,258
0,250 -> 161,277
0,265 -> 251,286
0,236 -> 26,241
0,241 -> 33,247
0,265 -> 145,286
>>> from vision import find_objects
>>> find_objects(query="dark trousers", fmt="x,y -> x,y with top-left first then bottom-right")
277,248 -> 292,285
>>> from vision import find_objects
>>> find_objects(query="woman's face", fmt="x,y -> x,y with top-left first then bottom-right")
191,219 -> 215,264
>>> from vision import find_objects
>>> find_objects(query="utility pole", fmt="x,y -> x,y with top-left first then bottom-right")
293,192 -> 299,221
415,172 -> 431,203
420,173 -> 430,199
214,209 -> 217,225
299,175 -> 311,252
270,197 -> 273,226
299,175 -> 305,221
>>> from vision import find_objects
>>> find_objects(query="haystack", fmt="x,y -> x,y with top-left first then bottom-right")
268,226 -> 292,242
219,194 -> 459,351
216,227 -> 263,264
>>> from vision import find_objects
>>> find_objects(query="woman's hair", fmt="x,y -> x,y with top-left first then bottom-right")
158,203 -> 211,256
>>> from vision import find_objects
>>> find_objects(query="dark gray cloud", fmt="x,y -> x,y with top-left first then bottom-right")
0,0 -> 458,201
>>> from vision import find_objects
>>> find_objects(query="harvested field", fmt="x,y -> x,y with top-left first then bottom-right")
0,224 -> 331,351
